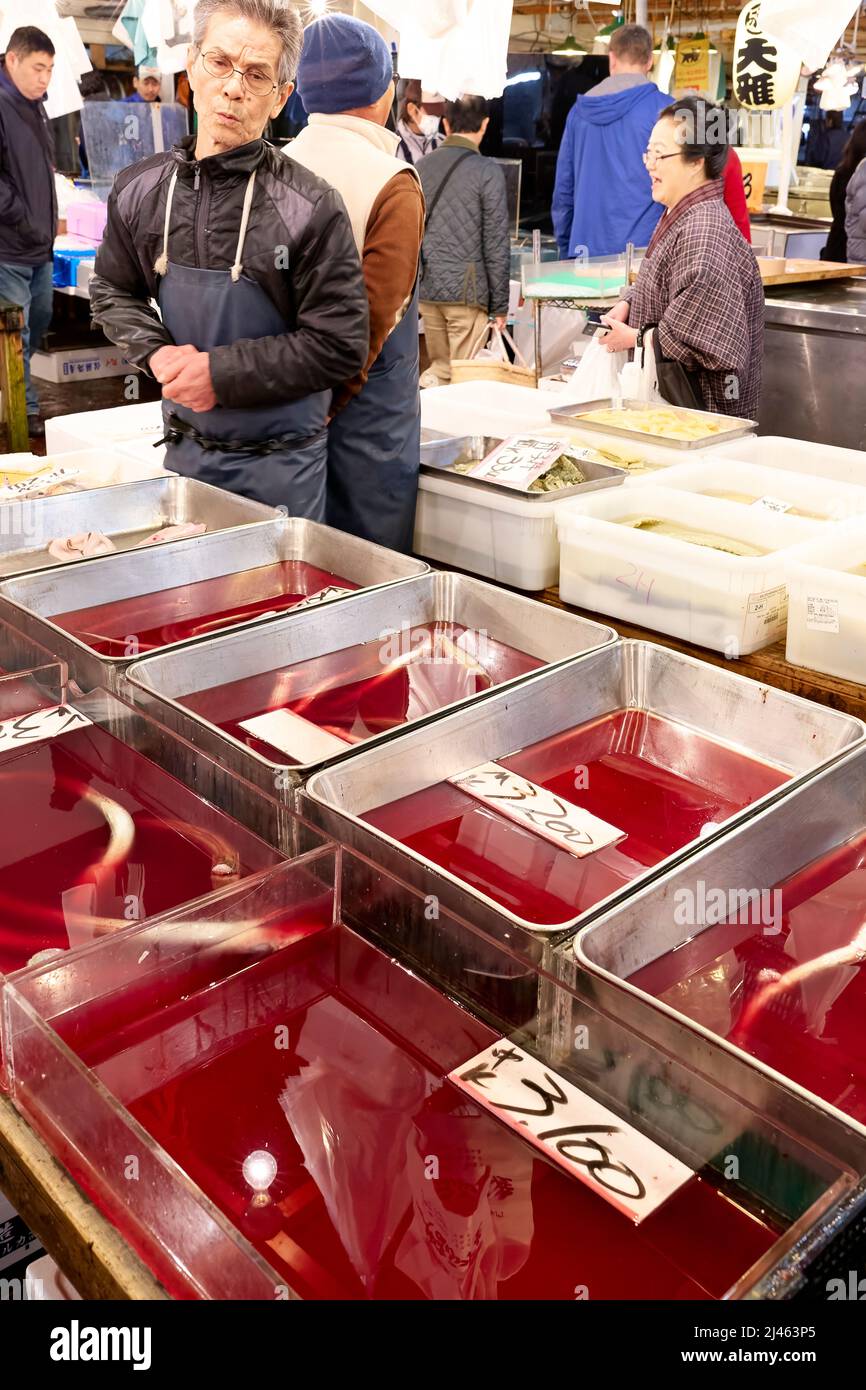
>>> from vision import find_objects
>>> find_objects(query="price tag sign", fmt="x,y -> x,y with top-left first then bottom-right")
450,761 -> 625,858
450,1040 -> 693,1222
465,437 -> 566,491
238,708 -> 349,763
742,586 -> 788,648
0,465 -> 80,501
752,495 -> 792,514
806,596 -> 840,633
0,703 -> 91,750
290,586 -> 355,612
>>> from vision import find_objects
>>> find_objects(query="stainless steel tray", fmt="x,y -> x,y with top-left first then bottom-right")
301,640 -> 865,946
0,517 -> 429,694
421,440 -> 626,503
548,397 -> 758,450
0,476 -> 276,578
569,742 -> 866,1142
420,428 -> 491,471
124,572 -> 617,799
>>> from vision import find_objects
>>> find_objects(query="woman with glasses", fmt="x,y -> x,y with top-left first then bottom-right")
89,0 -> 369,517
600,96 -> 764,418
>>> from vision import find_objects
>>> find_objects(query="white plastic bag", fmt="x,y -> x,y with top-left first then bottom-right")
619,328 -> 664,404
566,328 -> 628,403
759,0 -> 859,72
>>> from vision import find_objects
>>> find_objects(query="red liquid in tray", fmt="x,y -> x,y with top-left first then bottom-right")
628,833 -> 866,1126
0,724 -> 280,975
52,560 -> 358,655
365,709 -> 789,926
57,924 -> 777,1300
181,623 -> 543,764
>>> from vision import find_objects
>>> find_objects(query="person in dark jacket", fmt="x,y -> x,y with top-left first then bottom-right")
90,0 -> 368,519
805,111 -> 850,171
552,24 -> 670,258
823,120 -> 866,263
417,95 -> 510,387
0,26 -> 57,438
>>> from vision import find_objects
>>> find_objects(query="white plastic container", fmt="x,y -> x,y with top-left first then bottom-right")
556,486 -> 821,654
0,447 -> 166,494
637,459 -> 866,521
703,435 -> 866,486
45,401 -> 166,462
421,381 -> 566,437
414,470 -> 562,590
785,521 -> 866,681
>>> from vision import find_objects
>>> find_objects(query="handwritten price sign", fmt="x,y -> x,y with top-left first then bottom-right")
290,586 -> 355,611
450,761 -> 626,858
0,703 -> 92,750
450,1040 -> 692,1222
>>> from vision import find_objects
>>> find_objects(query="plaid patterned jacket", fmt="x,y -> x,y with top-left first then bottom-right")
628,182 -> 764,417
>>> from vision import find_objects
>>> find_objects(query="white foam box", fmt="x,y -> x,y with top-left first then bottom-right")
701,435 -> 866,487
45,401 -> 167,467
25,1254 -> 82,1301
31,344 -> 132,383
556,486 -> 821,655
414,471 -> 563,591
636,458 -> 866,522
785,521 -> 866,681
421,381 -> 567,437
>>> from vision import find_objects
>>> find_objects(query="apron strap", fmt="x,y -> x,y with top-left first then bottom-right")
231,170 -> 257,283
154,169 -> 179,277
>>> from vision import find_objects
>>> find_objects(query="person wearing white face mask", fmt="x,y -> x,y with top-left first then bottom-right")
396,79 -> 444,166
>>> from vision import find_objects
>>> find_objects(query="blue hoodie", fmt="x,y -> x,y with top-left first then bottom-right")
552,81 -> 671,259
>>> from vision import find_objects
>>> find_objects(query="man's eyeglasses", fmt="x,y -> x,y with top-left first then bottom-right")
199,49 -> 278,97
642,150 -> 682,168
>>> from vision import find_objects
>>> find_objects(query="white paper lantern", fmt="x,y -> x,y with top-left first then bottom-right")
733,1 -> 801,109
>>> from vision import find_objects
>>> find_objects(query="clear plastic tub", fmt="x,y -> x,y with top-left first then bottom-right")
556,486 -> 821,654
785,520 -> 866,681
703,435 -> 866,486
421,382 -> 566,438
521,255 -> 628,301
637,459 -> 866,522
415,471 -> 563,589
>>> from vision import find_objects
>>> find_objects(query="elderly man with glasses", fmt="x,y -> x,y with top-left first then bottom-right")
89,0 -> 368,517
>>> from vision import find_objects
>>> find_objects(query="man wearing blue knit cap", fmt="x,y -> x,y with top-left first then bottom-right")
286,14 -> 424,555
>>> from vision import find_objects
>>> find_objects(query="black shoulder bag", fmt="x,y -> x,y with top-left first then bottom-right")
643,326 -> 704,411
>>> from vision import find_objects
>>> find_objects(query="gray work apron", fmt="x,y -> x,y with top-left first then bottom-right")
326,282 -> 421,553
157,256 -> 329,518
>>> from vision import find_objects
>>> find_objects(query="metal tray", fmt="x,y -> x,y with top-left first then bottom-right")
0,517 -> 429,694
0,476 -> 276,578
421,441 -> 626,503
420,428 -> 491,471
569,742 -> 866,1142
124,572 -> 617,799
301,640 -> 865,950
548,397 -> 758,450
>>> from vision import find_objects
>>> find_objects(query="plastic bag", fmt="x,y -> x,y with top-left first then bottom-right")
566,328 -> 628,403
619,329 -> 664,404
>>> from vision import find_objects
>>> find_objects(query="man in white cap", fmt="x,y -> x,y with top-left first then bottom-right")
126,66 -> 162,103
287,13 -> 424,554
396,80 -> 444,166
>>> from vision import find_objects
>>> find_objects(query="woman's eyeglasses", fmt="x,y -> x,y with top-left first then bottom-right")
199,49 -> 278,97
642,150 -> 682,168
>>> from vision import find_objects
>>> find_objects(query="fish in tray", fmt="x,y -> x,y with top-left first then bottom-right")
578,406 -> 731,441
621,517 -> 769,558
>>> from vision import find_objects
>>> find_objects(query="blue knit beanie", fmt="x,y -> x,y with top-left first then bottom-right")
296,15 -> 393,115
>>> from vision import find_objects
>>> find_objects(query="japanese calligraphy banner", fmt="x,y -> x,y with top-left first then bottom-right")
734,1 -> 802,109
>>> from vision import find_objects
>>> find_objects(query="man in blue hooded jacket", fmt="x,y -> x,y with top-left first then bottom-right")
552,25 -> 670,258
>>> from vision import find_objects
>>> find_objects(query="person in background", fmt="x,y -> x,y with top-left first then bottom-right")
0,26 -> 57,440
396,79 -> 444,165
723,146 -> 751,241
805,110 -> 850,171
844,126 -> 866,266
125,65 -> 162,102
288,14 -> 425,554
600,97 -> 764,419
552,24 -> 670,258
90,0 -> 368,516
823,120 -> 866,262
416,95 -> 510,388
78,70 -> 110,177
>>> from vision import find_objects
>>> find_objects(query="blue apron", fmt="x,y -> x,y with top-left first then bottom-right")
326,283 -> 421,553
158,260 -> 329,518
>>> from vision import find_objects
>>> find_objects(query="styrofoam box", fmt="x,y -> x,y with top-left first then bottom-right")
556,486 -> 822,655
785,521 -> 866,681
31,344 -> 129,383
702,435 -> 866,486
45,401 -> 166,460
1,447 -> 167,492
636,459 -> 866,521
414,471 -> 563,590
421,381 -> 567,437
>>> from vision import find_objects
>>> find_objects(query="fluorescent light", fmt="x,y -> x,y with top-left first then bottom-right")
505,72 -> 544,86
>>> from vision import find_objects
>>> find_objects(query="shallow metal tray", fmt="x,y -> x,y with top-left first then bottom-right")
419,428 -> 491,471
301,640 -> 864,948
421,439 -> 626,503
124,572 -> 617,800
548,396 -> 758,450
0,476 -> 275,578
0,517 -> 429,694
568,742 -> 866,1142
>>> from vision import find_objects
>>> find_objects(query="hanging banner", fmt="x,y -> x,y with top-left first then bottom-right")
733,1 -> 802,109
674,37 -> 711,92
758,0 -> 861,74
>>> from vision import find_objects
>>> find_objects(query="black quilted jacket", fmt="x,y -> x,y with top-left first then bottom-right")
417,138 -> 510,316
90,135 -> 368,409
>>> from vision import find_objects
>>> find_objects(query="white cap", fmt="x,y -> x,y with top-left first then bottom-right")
138,65 -> 161,80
